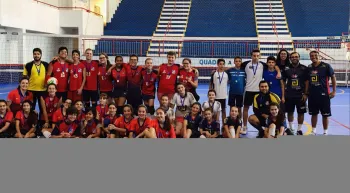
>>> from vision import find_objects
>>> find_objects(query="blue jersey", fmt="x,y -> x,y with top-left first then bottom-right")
263,69 -> 282,97
226,68 -> 246,95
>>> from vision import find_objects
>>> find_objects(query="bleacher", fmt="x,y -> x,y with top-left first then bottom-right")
283,0 -> 348,36
185,0 -> 257,37
104,0 -> 164,36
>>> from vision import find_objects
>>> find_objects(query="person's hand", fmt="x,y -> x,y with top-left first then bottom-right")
301,94 -> 308,103
52,56 -> 59,61
276,72 -> 282,79
17,133 -> 24,138
43,123 -> 49,129
281,97 -> 285,104
329,91 -> 336,99
87,135 -> 93,138
77,88 -> 83,95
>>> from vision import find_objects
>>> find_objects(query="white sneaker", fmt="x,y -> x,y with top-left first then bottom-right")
323,130 -> 328,135
311,128 -> 317,135
241,127 -> 247,135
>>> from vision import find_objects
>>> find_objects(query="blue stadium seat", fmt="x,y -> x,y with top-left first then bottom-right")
185,0 -> 257,37
283,0 -> 348,36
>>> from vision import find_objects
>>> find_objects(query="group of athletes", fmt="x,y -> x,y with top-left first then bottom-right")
0,46 -> 337,138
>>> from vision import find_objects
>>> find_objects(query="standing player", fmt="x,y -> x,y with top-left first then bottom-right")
276,49 -> 291,75
226,56 -> 245,118
97,53 -> 114,101
82,48 -> 99,108
241,49 -> 281,134
111,55 -> 128,115
283,52 -> 308,135
68,50 -> 86,102
307,51 -> 337,135
178,58 -> 200,101
125,55 -> 144,115
23,48 -> 48,110
141,58 -> 158,116
263,56 -> 285,101
157,51 -> 180,103
210,58 -> 229,126
46,47 -> 71,101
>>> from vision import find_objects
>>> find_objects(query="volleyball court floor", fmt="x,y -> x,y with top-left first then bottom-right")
1,83 -> 349,137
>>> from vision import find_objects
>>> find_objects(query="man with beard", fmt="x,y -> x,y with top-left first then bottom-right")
23,48 -> 49,110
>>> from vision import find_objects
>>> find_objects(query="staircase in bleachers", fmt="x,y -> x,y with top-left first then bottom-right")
104,0 -> 164,36
254,0 -> 294,57
147,0 -> 192,57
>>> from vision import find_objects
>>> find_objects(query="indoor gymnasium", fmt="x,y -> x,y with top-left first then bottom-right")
0,0 -> 349,138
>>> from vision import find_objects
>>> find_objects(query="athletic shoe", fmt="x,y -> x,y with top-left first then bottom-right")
241,127 -> 247,135
323,130 -> 328,135
297,130 -> 303,135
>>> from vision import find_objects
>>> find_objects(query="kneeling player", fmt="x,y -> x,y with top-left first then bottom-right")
183,102 -> 203,138
110,104 -> 134,138
198,108 -> 220,138
81,107 -> 102,138
129,105 -> 152,138
265,103 -> 287,138
15,100 -> 38,138
0,100 -> 14,138
223,106 -> 242,138
50,107 -> 81,138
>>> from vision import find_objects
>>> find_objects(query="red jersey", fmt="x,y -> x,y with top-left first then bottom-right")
77,112 -> 85,123
51,61 -> 70,92
129,117 -> 152,136
0,111 -> 13,128
178,69 -> 198,92
56,120 -> 81,136
152,119 -> 176,138
41,95 -> 60,120
111,67 -> 127,89
84,120 -> 99,136
83,60 -> 99,91
52,108 -> 66,124
69,63 -> 85,91
97,65 -> 113,92
125,65 -> 143,88
15,111 -> 31,131
7,88 -> 33,114
96,104 -> 108,121
158,63 -> 180,93
114,116 -> 133,137
141,70 -> 158,96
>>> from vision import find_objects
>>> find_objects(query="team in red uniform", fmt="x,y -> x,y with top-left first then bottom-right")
110,104 -> 134,138
157,51 -> 180,103
111,56 -> 128,115
97,53 -> 114,100
68,50 -> 86,102
129,105 -> 152,138
7,77 -> 33,114
15,100 -> 38,138
0,100 -> 14,138
178,58 -> 200,101
46,47 -> 71,100
125,55 -> 143,115
141,58 -> 158,116
82,49 -> 99,107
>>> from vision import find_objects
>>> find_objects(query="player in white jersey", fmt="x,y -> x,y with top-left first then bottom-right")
241,50 -> 281,134
170,83 -> 196,137
209,59 -> 229,126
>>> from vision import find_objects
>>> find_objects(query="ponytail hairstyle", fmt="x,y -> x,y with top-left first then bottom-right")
155,107 -> 171,131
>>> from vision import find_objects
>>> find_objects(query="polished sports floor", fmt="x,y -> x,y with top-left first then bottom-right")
1,83 -> 349,137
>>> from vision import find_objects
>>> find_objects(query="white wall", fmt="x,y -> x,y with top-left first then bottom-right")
107,0 -> 121,23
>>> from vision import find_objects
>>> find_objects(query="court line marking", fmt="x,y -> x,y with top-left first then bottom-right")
329,118 -> 350,130
338,89 -> 345,94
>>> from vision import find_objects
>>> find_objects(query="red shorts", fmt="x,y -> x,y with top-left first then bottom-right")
68,91 -> 82,102
175,116 -> 184,123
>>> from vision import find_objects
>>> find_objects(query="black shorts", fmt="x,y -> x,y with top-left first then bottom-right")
285,97 -> 307,114
215,99 -> 226,110
83,90 -> 99,103
113,88 -> 127,98
56,92 -> 68,101
142,94 -> 155,101
244,91 -> 259,106
228,94 -> 243,108
256,115 -> 267,127
20,129 -> 30,135
308,95 -> 331,117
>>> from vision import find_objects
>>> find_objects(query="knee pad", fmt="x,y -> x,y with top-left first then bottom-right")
269,124 -> 276,137
229,127 -> 236,138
